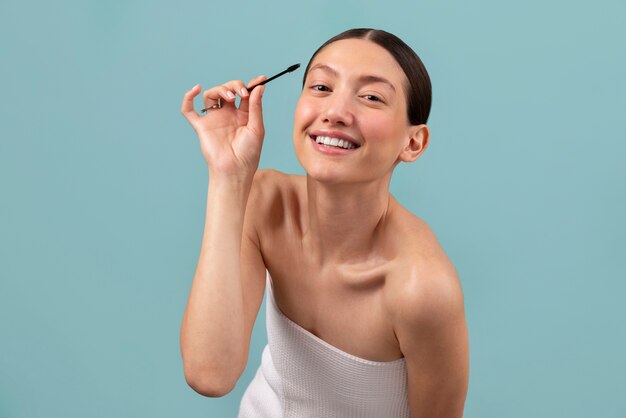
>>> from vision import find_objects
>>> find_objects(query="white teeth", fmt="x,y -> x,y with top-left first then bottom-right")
315,136 -> 356,149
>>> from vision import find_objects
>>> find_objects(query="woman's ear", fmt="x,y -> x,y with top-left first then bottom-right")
399,124 -> 429,163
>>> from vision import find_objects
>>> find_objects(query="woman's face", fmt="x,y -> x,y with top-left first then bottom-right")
293,38 -> 418,184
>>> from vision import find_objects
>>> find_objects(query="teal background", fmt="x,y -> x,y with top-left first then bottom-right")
1,0 -> 624,417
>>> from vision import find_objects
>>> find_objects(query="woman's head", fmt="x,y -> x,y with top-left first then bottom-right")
302,28 -> 431,126
293,30 -> 431,185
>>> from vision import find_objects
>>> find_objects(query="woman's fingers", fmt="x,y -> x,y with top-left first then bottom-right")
202,85 -> 230,110
247,75 -> 267,90
181,84 -> 201,124
202,80 -> 249,111
184,77 -> 267,132
238,75 -> 267,113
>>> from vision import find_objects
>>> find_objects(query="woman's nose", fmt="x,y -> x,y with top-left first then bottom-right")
321,93 -> 354,126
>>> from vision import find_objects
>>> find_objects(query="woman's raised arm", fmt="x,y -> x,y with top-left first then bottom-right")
179,77 -> 269,397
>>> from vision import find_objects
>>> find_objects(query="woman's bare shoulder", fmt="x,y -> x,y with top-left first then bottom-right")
246,169 -> 303,232
389,199 -> 451,265
249,169 -> 302,204
385,202 -> 462,319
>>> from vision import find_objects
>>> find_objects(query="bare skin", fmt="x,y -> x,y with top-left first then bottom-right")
251,170 -> 453,362
180,38 -> 469,417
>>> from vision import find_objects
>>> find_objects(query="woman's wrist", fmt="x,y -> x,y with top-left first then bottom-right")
208,170 -> 255,202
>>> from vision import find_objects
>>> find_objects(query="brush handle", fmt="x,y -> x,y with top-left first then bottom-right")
201,64 -> 300,112
247,66 -> 295,91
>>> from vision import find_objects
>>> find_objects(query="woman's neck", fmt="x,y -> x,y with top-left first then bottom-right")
303,174 -> 394,267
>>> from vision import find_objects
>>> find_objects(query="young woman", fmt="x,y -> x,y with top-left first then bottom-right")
180,28 -> 469,418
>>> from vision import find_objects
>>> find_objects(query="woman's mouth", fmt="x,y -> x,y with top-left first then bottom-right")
310,135 -> 360,150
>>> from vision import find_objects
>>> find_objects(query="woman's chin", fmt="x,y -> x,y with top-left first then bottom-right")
303,166 -> 358,185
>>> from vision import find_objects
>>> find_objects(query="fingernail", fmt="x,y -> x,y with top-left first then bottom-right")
240,88 -> 249,97
227,91 -> 235,99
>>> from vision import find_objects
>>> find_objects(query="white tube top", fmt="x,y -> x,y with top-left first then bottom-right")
238,272 -> 410,418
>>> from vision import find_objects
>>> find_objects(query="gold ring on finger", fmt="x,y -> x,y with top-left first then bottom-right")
201,103 -> 221,113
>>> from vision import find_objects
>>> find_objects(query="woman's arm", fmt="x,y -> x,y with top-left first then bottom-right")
392,263 -> 470,417
178,77 -> 268,397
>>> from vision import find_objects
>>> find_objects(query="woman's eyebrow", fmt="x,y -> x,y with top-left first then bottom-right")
359,75 -> 396,92
308,63 -> 396,92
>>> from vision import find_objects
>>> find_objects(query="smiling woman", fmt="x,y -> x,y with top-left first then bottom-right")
179,28 -> 469,418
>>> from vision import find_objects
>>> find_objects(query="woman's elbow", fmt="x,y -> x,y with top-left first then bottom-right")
184,368 -> 239,398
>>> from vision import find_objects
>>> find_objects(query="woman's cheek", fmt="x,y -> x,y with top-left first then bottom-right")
294,96 -> 318,127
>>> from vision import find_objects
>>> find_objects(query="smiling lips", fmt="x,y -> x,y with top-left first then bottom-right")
314,135 -> 358,149
309,131 -> 360,152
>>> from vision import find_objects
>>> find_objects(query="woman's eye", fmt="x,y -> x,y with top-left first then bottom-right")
312,84 -> 330,92
363,94 -> 381,102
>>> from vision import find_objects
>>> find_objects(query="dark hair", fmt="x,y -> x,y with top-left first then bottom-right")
302,28 -> 432,125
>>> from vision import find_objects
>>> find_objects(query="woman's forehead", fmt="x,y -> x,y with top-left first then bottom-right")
307,39 -> 407,86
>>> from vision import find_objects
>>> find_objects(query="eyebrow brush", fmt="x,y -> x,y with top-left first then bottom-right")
248,63 -> 301,91
201,63 -> 301,112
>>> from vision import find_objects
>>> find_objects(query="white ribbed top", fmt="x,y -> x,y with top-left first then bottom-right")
238,273 -> 410,418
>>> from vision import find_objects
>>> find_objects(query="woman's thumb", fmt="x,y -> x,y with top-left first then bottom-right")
247,85 -> 265,135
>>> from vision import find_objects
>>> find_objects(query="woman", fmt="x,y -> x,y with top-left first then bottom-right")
180,28 -> 469,417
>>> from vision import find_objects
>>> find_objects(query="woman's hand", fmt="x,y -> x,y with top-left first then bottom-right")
181,76 -> 267,179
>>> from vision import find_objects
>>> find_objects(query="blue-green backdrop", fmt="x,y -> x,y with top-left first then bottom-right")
1,0 -> 624,417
